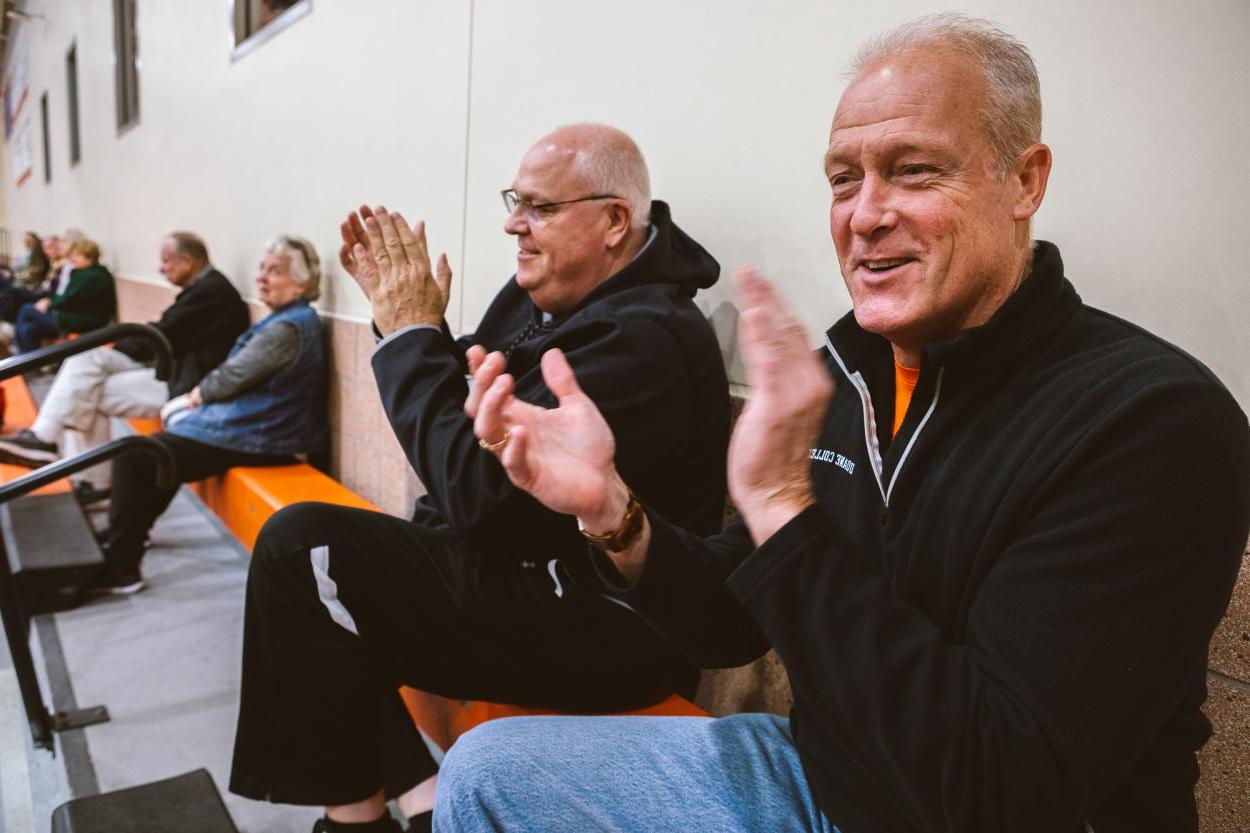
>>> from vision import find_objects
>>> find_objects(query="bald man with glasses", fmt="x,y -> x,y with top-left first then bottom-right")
229,123 -> 733,833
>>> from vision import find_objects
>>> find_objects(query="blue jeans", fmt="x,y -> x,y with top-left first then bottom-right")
434,713 -> 839,833
16,303 -> 59,352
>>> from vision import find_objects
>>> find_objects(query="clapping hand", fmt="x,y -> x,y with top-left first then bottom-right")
727,266 -> 833,544
338,204 -> 452,335
467,348 -> 626,529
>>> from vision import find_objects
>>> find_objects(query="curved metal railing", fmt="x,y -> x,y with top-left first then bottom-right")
0,323 -> 177,749
0,321 -> 173,382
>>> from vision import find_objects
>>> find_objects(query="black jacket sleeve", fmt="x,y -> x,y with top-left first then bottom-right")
372,315 -> 698,554
626,379 -> 1248,832
589,510 -> 770,668
115,273 -> 242,362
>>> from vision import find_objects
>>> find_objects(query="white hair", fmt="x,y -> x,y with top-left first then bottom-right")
263,235 -> 321,301
851,13 -> 1042,176
563,123 -> 652,229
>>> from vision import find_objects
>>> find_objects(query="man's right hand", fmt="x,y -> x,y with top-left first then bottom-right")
469,348 -> 623,522
339,204 -> 453,335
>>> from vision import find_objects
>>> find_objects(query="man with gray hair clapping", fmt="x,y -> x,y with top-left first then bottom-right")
449,15 -> 1249,833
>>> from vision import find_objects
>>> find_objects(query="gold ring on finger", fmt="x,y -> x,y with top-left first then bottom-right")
478,432 -> 510,453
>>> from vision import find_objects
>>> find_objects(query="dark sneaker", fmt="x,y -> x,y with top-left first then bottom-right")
0,429 -> 59,467
73,480 -> 111,506
81,567 -> 145,595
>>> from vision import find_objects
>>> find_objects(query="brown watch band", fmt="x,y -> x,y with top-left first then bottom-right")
580,491 -> 645,552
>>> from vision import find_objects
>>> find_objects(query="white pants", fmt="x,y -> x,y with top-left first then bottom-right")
32,347 -> 168,488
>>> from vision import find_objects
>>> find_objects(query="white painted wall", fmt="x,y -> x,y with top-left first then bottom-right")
2,0 -> 471,323
4,0 -> 1248,406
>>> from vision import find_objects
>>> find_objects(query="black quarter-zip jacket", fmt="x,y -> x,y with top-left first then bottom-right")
613,242 -> 1250,833
373,201 -> 732,563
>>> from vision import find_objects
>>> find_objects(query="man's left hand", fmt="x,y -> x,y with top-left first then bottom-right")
347,205 -> 453,336
34,298 -> 50,313
728,266 -> 834,545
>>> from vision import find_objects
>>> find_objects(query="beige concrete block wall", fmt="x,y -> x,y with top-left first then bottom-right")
1199,546 -> 1250,832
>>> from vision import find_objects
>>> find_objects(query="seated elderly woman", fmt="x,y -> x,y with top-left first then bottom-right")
83,235 -> 328,595
14,237 -> 117,353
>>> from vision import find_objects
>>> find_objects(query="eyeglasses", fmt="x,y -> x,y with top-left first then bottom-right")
501,189 -> 620,220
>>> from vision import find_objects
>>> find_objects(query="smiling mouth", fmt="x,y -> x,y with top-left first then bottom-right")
859,257 -> 913,277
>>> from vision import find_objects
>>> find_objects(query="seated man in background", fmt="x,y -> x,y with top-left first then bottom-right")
14,237 -> 116,353
83,235 -> 327,595
448,14 -> 1250,833
0,232 -> 250,503
229,123 -> 732,833
41,233 -> 69,290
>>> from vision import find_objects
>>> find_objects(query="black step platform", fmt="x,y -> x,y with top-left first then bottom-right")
2,491 -> 103,614
51,768 -> 240,833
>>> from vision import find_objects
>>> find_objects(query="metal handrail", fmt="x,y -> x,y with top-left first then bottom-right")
0,435 -> 176,502
0,322 -> 173,382
0,435 -> 177,750
0,327 -> 177,749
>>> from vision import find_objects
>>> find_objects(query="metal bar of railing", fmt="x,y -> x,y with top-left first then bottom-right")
0,328 -> 177,748
0,436 -> 177,749
0,322 -> 173,382
0,435 -> 176,503
0,532 -> 54,747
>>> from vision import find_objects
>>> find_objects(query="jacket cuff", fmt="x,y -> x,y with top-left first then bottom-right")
725,503 -> 829,603
585,545 -> 637,593
372,321 -> 442,353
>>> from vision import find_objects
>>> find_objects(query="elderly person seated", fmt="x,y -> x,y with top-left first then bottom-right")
14,231 -> 53,289
82,235 -> 328,595
14,237 -> 117,353
0,232 -> 53,345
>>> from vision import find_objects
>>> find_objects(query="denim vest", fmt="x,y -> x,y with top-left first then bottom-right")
168,299 -> 328,456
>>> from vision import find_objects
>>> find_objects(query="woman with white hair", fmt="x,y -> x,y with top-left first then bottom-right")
84,235 -> 328,595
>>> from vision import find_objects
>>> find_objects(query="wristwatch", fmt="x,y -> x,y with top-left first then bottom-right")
579,491 -> 645,552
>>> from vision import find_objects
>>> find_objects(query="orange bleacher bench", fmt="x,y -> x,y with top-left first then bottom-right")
127,416 -> 707,750
0,376 -> 70,496
400,689 -> 706,753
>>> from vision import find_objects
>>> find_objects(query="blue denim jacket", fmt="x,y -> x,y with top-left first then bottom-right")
168,299 -> 328,455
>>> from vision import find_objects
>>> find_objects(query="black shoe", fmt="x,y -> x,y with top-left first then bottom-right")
0,429 -> 58,467
81,567 -> 145,596
73,481 -> 111,506
92,527 -> 150,549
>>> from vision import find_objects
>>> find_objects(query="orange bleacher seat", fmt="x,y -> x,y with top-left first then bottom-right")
127,416 -> 162,436
399,689 -> 706,752
192,464 -> 376,550
0,376 -> 70,495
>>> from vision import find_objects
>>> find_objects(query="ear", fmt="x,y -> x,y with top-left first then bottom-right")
1011,143 -> 1052,221
603,200 -> 633,248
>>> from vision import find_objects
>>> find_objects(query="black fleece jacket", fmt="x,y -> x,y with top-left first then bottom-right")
114,269 -> 251,397
610,242 -> 1249,833
372,200 -> 731,567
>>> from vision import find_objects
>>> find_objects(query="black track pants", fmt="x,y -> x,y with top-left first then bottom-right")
104,431 -> 294,575
228,501 -> 698,807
